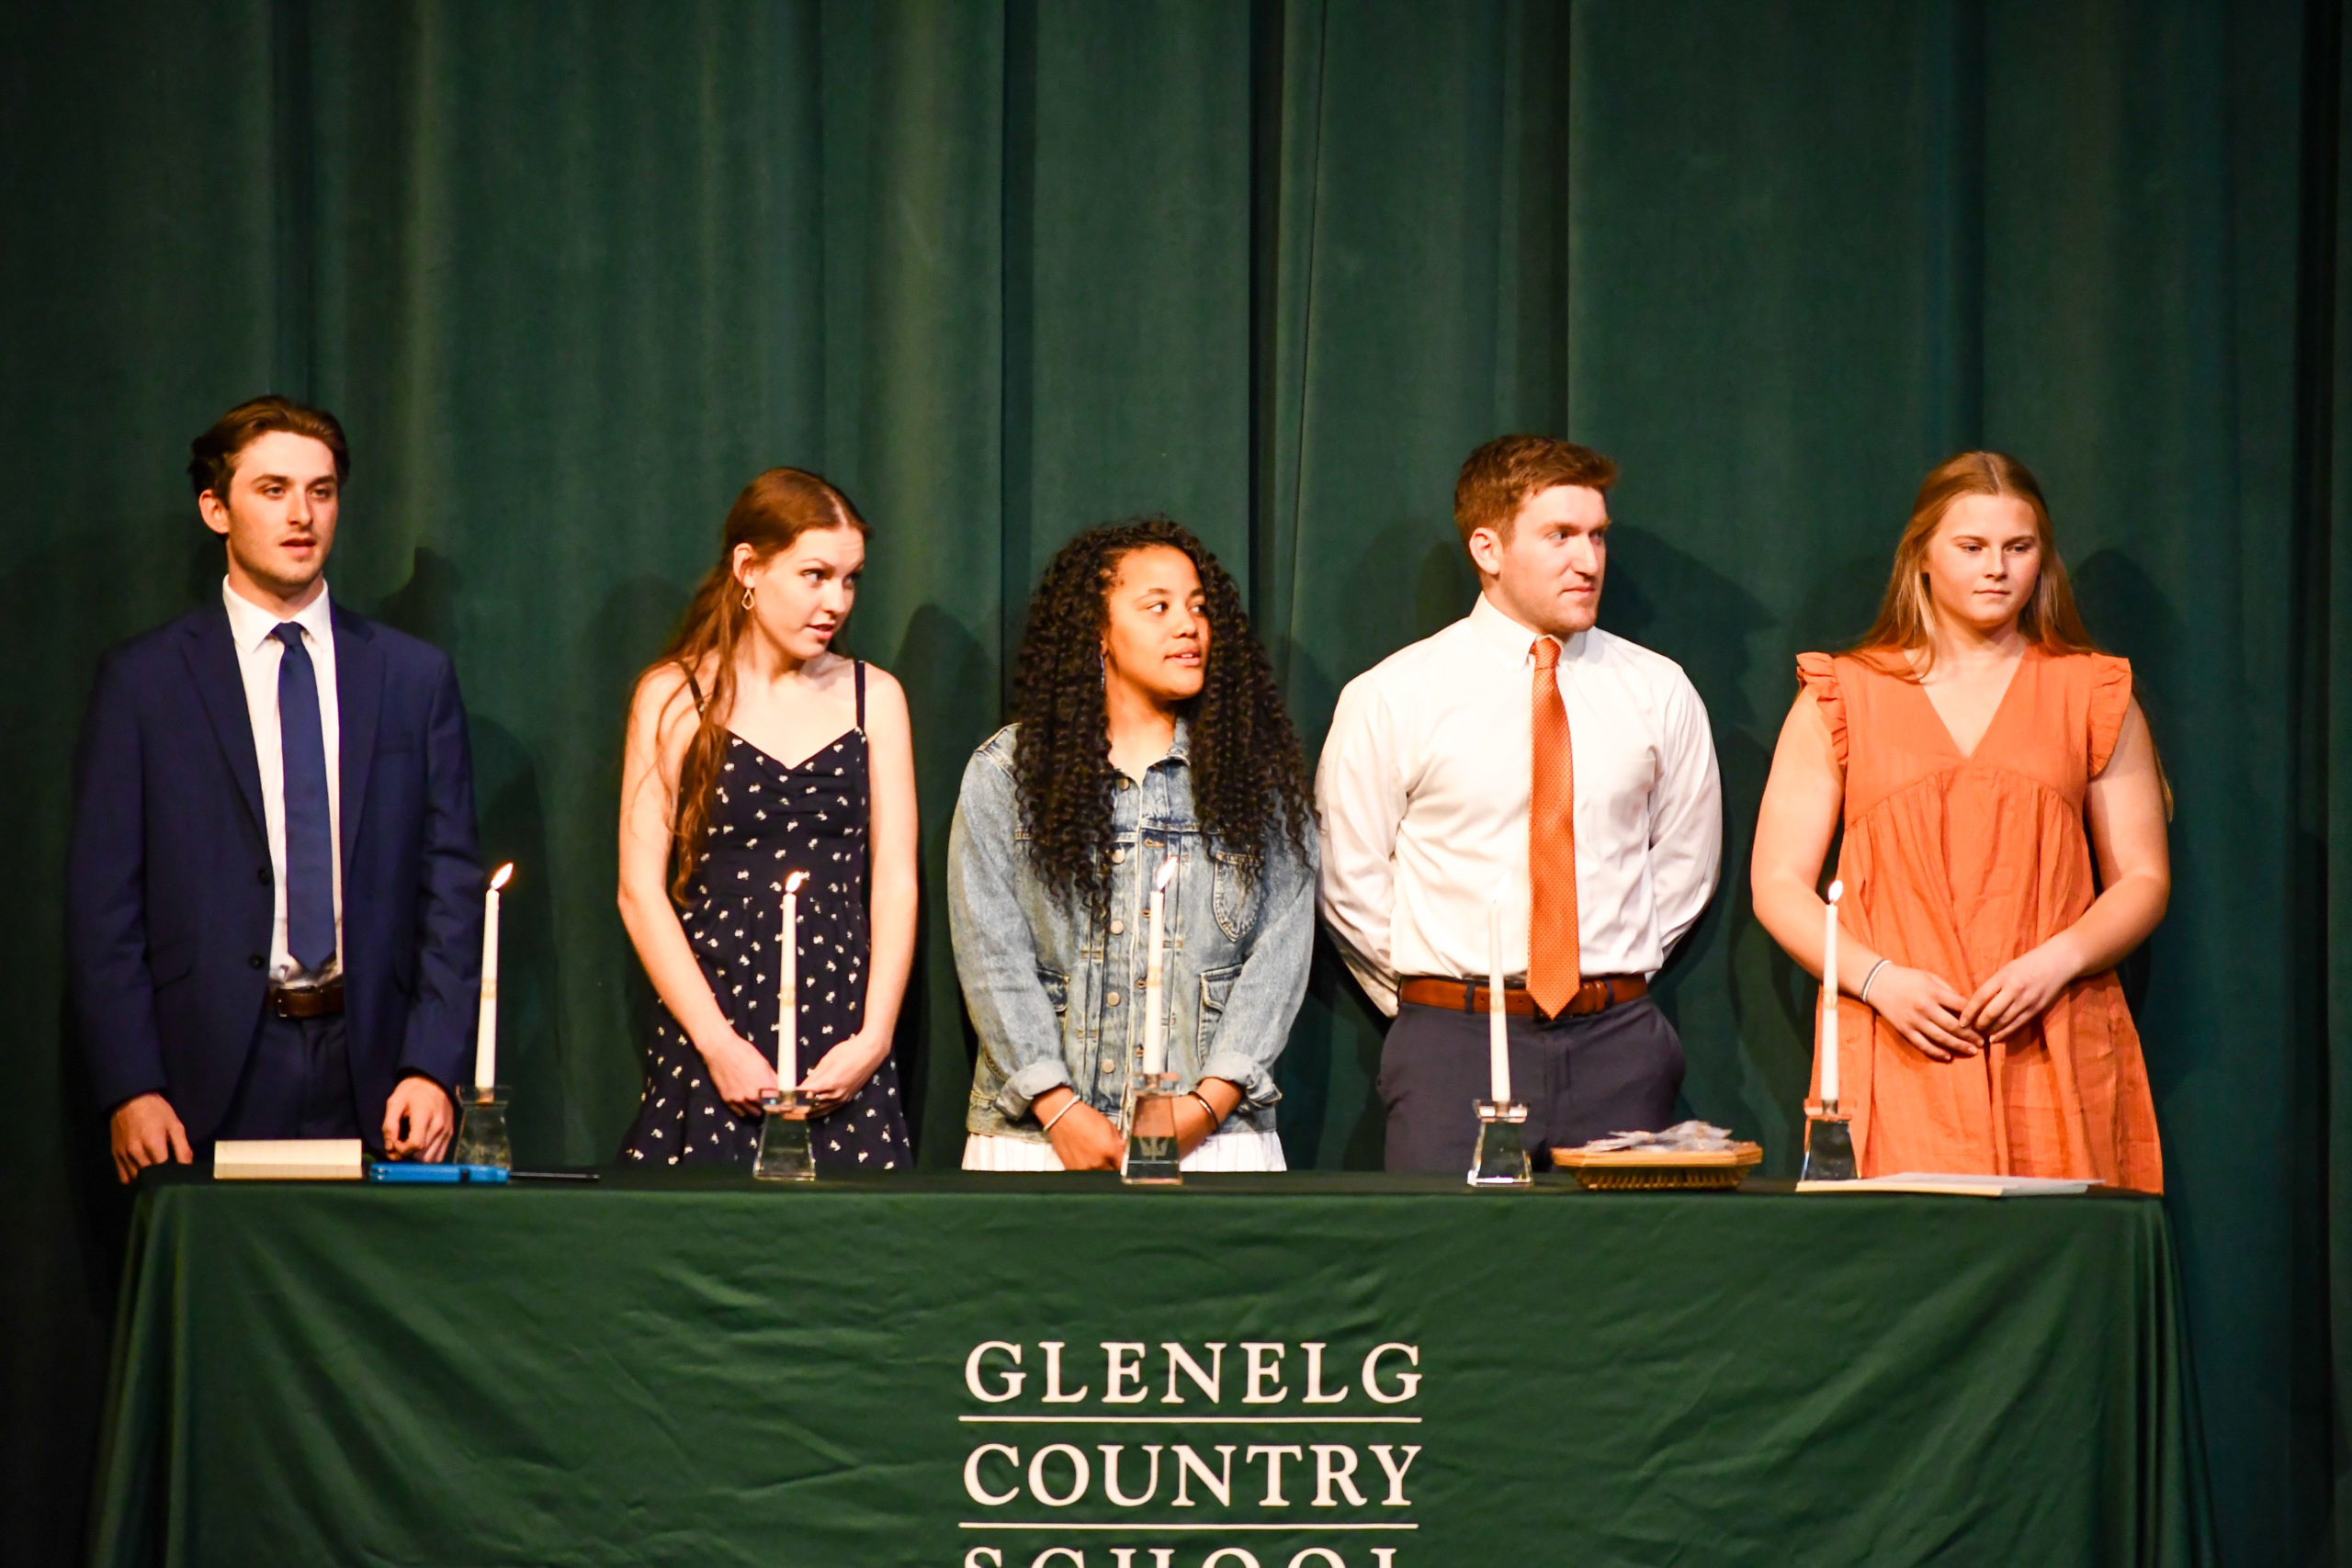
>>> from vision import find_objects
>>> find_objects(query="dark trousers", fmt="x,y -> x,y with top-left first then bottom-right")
207,1010 -> 364,1152
1379,997 -> 1685,1174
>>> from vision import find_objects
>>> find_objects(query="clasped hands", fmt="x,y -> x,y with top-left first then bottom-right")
1862,939 -> 2081,1062
1032,1078 -> 1241,1172
700,1025 -> 891,1119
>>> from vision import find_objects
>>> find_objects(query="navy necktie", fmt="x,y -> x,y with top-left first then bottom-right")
272,623 -> 336,973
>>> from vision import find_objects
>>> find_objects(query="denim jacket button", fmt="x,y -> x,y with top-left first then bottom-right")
1106,991 -> 1122,1007
1109,919 -> 1125,935
1100,1055 -> 1118,1075
1112,848 -> 1126,863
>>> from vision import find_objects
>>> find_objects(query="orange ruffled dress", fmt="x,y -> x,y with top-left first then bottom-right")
1797,647 -> 2164,1192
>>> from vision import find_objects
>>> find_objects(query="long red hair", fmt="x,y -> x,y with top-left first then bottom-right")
1851,450 -> 2100,675
642,468 -> 867,902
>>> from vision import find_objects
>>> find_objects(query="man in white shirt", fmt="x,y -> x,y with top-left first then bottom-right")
1317,434 -> 1722,1172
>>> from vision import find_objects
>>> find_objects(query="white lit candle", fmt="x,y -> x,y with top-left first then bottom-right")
1487,891 -> 1511,1105
1141,856 -> 1179,1077
1821,880 -> 1844,1107
473,863 -> 514,1089
778,869 -> 809,1087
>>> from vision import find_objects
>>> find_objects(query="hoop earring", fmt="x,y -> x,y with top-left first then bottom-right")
741,584 -> 754,611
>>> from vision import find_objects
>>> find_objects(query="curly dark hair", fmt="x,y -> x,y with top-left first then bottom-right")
1012,518 -> 1314,916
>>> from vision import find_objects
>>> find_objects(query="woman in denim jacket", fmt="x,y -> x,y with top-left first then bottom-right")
951,520 -> 1317,1171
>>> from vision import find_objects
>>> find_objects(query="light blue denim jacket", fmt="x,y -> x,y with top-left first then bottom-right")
949,721 -> 1316,1140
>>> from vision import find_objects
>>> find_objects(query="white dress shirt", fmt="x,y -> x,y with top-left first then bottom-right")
220,578 -> 344,983
1316,592 -> 1722,1016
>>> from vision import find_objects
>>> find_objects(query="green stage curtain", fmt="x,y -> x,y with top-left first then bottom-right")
0,2 -> 2338,1562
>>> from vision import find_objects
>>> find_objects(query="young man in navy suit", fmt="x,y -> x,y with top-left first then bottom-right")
70,396 -> 484,1179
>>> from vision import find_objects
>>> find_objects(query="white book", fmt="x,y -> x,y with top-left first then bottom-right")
212,1139 -> 365,1180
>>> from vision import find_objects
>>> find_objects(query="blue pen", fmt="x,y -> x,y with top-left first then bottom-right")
366,1164 -> 511,1184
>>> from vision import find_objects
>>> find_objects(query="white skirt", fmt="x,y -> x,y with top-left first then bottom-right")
962,1127 -> 1286,1173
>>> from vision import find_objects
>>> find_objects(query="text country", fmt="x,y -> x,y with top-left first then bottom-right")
964,1442 -> 1420,1510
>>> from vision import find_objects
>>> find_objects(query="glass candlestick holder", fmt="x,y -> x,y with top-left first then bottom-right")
452,1086 -> 512,1170
1121,1071 -> 1183,1186
753,1089 -> 818,1182
1801,1100 -> 1858,1182
1469,1100 -> 1532,1187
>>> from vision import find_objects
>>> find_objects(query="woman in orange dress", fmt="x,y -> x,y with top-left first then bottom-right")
1751,451 -> 2169,1190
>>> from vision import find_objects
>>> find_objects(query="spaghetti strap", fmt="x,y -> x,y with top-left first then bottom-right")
684,668 -> 707,715
854,660 -> 866,731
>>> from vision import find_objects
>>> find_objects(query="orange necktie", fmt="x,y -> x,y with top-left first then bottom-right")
1529,637 -> 1580,1016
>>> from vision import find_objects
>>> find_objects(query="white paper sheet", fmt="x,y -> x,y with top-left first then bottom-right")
1795,1171 -> 2096,1197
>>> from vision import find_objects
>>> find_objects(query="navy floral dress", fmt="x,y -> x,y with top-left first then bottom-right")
620,661 -> 910,1171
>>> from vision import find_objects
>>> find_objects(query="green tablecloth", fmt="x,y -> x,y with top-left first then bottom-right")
87,1170 -> 2208,1568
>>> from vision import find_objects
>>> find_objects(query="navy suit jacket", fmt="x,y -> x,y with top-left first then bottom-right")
67,598 -> 484,1144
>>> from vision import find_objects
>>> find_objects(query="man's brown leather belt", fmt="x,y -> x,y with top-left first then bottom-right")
1398,974 -> 1646,1020
267,979 -> 345,1020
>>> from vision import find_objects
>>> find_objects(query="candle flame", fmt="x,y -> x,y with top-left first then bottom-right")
1827,879 -> 1844,904
489,863 -> 515,892
1154,856 -> 1179,891
785,869 -> 809,894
